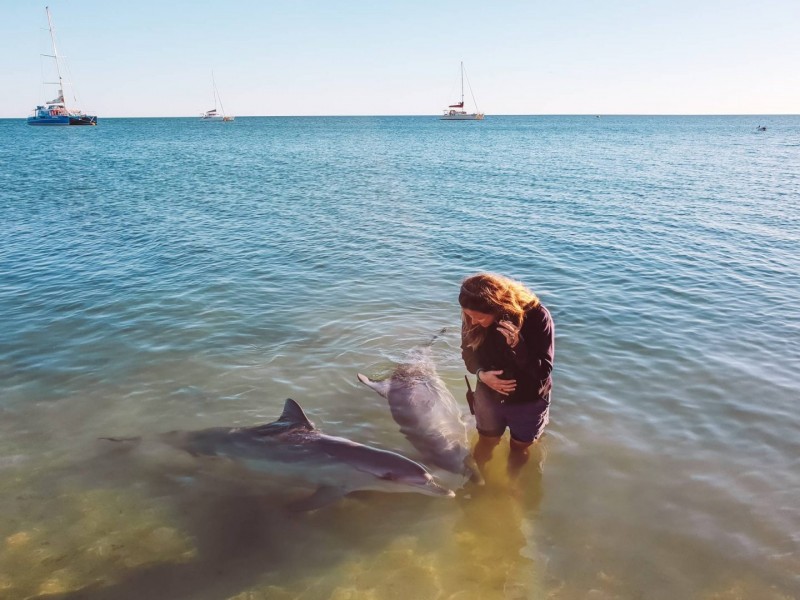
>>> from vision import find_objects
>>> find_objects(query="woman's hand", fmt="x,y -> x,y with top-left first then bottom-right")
478,370 -> 516,396
497,320 -> 520,348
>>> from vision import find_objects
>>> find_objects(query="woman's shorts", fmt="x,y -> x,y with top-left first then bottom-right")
474,383 -> 550,444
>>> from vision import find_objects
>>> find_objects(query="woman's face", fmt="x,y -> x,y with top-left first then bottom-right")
462,308 -> 495,328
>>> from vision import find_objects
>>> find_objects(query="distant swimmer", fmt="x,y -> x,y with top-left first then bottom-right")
756,125 -> 767,131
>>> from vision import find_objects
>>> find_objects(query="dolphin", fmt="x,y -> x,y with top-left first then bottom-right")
147,398 -> 455,511
357,354 -> 483,485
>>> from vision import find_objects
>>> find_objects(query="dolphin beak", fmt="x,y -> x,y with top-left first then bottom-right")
425,478 -> 456,497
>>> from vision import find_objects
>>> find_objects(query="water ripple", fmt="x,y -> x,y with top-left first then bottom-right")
1,115 -> 799,598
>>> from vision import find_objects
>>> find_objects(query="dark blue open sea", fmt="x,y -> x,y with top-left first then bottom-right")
1,115 -> 798,599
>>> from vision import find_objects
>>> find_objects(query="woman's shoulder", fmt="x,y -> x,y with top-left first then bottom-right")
522,303 -> 553,330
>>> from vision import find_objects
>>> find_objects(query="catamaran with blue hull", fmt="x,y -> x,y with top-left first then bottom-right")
27,7 -> 96,126
28,98 -> 97,126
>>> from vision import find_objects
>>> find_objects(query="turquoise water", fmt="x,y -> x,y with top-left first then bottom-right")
1,115 -> 798,599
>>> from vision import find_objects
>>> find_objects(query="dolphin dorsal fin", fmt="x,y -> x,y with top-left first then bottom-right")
278,398 -> 314,430
250,399 -> 315,436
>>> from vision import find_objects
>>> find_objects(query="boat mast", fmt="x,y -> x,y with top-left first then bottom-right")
44,6 -> 66,107
212,71 -> 227,118
211,70 -> 218,112
460,61 -> 465,107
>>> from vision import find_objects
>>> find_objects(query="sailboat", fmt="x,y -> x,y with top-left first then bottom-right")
441,62 -> 484,121
27,6 -> 97,126
200,72 -> 234,121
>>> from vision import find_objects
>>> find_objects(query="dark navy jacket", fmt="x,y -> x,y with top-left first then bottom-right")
461,304 -> 555,403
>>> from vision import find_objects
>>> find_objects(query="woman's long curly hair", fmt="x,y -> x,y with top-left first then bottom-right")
459,273 -> 540,350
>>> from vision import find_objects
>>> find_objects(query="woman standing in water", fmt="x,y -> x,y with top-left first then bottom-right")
459,273 -> 554,479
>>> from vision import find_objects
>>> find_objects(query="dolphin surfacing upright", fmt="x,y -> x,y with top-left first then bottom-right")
358,357 -> 482,485
156,398 -> 454,511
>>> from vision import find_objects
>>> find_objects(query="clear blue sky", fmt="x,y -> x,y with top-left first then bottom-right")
2,0 -> 798,117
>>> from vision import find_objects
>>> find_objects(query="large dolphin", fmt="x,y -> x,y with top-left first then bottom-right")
357,352 -> 482,485
135,398 -> 455,511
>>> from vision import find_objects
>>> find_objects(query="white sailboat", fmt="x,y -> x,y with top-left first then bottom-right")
200,72 -> 234,121
441,62 -> 484,121
27,6 -> 97,126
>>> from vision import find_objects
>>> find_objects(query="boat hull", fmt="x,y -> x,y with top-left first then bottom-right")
440,113 -> 484,121
27,115 -> 97,126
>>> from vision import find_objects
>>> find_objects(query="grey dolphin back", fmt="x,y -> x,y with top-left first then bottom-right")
357,359 -> 483,484
101,397 -> 456,511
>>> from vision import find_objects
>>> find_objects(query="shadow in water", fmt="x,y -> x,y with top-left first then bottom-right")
448,440 -> 547,599
17,448 -> 465,600
12,435 -> 548,600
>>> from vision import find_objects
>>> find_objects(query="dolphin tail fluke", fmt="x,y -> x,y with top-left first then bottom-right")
288,485 -> 346,512
425,327 -> 448,347
356,373 -> 390,397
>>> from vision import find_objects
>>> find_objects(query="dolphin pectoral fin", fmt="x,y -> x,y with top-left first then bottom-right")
98,436 -> 142,444
97,436 -> 142,453
288,486 -> 346,512
96,436 -> 142,458
357,373 -> 390,397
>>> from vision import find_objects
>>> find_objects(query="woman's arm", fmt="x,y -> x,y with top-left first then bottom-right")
461,341 -> 483,375
510,307 -> 554,380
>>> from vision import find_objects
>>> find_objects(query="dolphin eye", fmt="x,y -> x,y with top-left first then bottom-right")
379,472 -> 396,481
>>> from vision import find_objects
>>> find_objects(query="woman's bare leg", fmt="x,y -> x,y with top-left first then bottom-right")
473,434 -> 502,475
507,437 -> 533,481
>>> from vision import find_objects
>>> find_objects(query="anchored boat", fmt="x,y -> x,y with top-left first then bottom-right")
200,72 -> 235,121
441,62 -> 484,121
27,6 -> 96,126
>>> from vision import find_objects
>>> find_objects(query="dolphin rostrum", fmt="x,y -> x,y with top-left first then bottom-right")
358,354 -> 483,485
153,398 -> 455,511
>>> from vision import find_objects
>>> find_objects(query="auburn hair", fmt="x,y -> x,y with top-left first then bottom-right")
459,273 -> 539,350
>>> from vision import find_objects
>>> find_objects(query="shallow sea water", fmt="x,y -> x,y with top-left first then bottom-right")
1,115 -> 799,599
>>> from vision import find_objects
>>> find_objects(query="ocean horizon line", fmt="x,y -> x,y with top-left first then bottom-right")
3,113 -> 797,120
